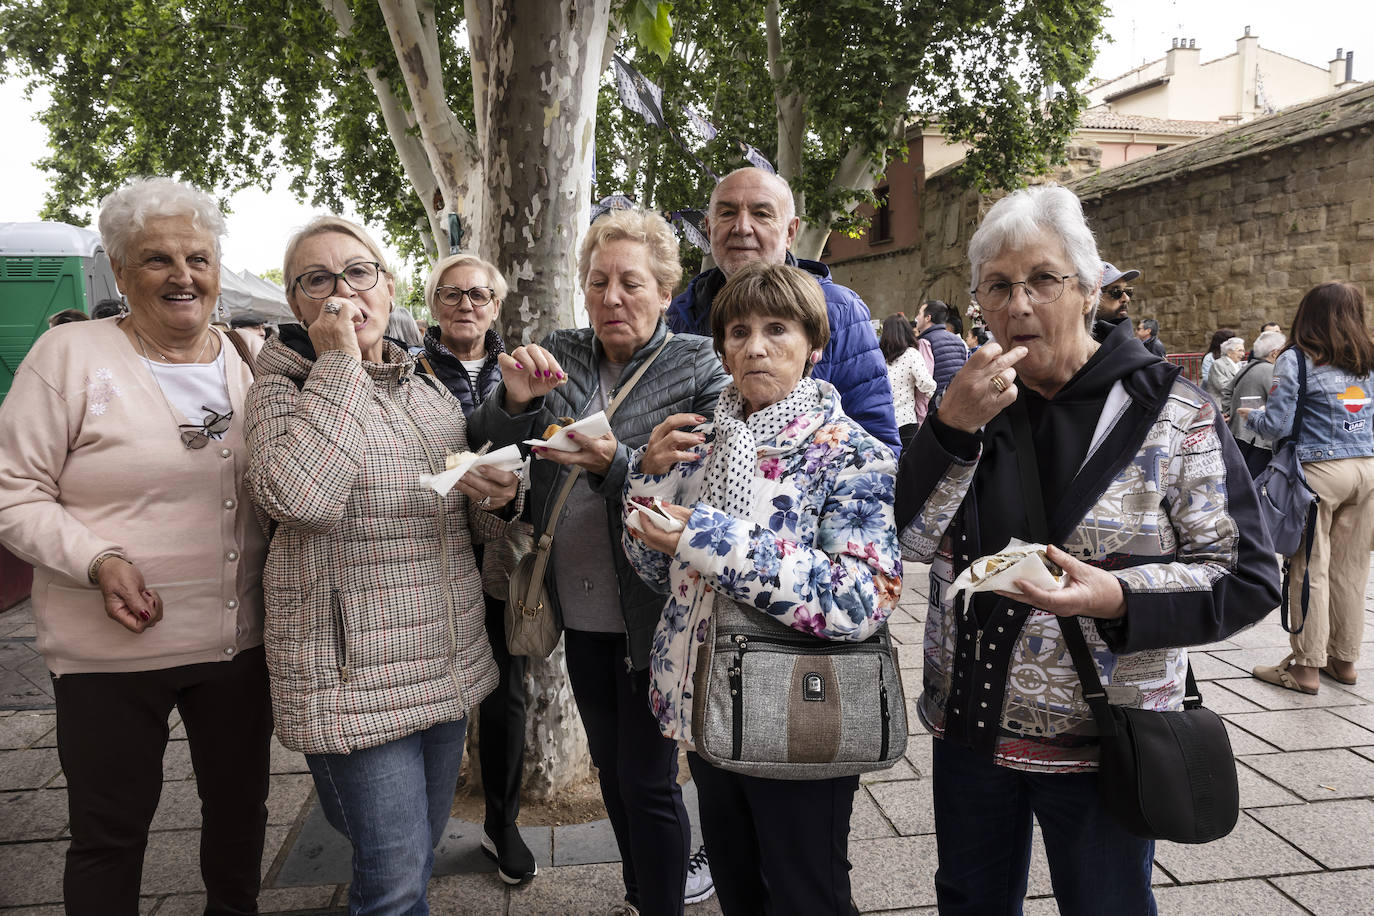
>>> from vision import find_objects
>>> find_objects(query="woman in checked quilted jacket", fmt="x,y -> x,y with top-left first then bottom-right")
244,216 -> 521,916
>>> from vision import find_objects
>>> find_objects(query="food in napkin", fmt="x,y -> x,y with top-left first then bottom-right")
949,538 -> 1064,605
625,496 -> 686,535
420,444 -> 526,497
523,410 -> 613,452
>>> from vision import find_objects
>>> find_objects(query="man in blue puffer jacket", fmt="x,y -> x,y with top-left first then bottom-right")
667,167 -> 901,453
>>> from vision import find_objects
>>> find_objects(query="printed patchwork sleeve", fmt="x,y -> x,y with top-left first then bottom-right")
1110,401 -> 1281,652
0,355 -> 121,582
244,351 -> 374,535
894,415 -> 980,562
675,440 -> 902,642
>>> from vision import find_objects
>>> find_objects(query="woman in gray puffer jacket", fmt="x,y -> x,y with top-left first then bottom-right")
245,216 -> 521,916
469,209 -> 728,916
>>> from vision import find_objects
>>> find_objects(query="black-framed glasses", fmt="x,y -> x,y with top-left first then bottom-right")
970,272 -> 1078,312
1105,286 -> 1134,300
179,406 -> 233,449
293,262 -> 383,300
435,285 -> 496,308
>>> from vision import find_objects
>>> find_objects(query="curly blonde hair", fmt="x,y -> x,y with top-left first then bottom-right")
577,209 -> 682,297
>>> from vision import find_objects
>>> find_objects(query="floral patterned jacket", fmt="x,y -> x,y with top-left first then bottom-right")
622,381 -> 903,743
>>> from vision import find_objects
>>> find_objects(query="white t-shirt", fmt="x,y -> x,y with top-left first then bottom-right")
141,349 -> 232,435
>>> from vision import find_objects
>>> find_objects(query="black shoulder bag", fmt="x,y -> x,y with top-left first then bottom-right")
1010,402 -> 1239,844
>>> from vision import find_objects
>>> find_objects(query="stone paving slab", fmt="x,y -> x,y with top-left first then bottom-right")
850,785 -> 897,840
1235,761 -> 1305,808
867,777 -> 935,836
1189,651 -> 1252,680
1220,673 -> 1365,711
0,711 -> 54,750
1225,719 -> 1283,756
0,787 -> 66,842
1273,867 -> 1374,915
1332,703 -> 1374,732
1249,799 -> 1374,869
1154,814 -> 1318,882
0,747 -> 60,791
1225,709 -> 1374,751
849,835 -> 940,911
1241,747 -> 1374,800
1199,680 -> 1268,715
1150,878 -> 1308,914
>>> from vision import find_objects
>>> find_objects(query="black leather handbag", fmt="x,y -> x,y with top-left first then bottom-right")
1011,401 -> 1239,844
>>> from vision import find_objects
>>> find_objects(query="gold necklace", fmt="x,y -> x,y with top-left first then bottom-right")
133,325 -> 213,364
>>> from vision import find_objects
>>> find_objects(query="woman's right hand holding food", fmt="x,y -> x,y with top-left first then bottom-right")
640,413 -> 708,476
498,344 -> 567,413
937,343 -> 1027,433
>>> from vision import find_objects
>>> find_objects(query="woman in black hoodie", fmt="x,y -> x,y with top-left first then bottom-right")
894,185 -> 1279,915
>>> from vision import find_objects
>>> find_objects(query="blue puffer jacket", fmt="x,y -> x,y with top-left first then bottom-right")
1247,348 -> 1374,463
917,325 -> 968,401
667,257 -> 901,453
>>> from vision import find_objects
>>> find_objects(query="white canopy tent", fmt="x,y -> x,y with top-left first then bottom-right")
217,268 -> 292,324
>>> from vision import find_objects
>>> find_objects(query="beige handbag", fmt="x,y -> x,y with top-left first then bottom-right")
505,334 -> 673,658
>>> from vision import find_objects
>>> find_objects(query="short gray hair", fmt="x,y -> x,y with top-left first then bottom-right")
1221,337 -> 1246,355
967,184 -> 1102,315
283,216 -> 391,296
98,177 -> 226,265
426,253 -> 508,308
1253,330 -> 1286,359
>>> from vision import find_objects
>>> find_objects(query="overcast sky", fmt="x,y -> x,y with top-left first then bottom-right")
2,1 -> 1370,274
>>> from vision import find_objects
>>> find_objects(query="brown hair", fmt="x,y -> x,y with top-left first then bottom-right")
710,262 -> 829,370
880,314 -> 917,363
1287,281 -> 1374,375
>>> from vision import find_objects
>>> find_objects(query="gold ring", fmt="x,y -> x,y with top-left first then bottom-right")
323,302 -> 342,315
991,375 -> 1008,393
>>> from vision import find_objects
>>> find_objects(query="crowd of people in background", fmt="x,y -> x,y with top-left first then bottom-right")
2,169 -> 1370,916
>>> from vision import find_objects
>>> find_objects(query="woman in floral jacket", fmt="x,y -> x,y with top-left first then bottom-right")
623,262 -> 902,916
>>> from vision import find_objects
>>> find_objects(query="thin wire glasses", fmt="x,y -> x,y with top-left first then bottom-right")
293,262 -> 383,300
435,285 -> 496,308
970,272 -> 1078,313
179,406 -> 233,449
1105,286 -> 1134,300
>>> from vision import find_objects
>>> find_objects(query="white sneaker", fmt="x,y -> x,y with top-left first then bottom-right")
684,845 -> 715,904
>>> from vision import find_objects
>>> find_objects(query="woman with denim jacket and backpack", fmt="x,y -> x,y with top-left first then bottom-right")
1246,282 -> 1374,694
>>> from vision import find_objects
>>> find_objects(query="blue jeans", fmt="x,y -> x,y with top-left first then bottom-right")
931,738 -> 1156,916
307,718 -> 468,916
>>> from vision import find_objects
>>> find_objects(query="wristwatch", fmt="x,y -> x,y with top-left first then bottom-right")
88,551 -> 128,584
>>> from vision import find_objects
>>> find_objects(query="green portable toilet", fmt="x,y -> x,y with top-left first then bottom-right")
0,221 -> 121,404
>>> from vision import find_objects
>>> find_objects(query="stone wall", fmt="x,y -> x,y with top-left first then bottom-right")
834,82 -> 1374,350
1070,82 -> 1374,351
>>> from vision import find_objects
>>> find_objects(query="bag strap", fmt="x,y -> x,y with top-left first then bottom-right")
1275,353 -> 1315,636
224,328 -> 256,376
1009,400 -> 1201,730
516,333 -> 674,609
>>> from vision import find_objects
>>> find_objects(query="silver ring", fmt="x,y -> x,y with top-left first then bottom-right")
323,302 -> 342,315
476,496 -> 492,510
991,375 -> 1008,394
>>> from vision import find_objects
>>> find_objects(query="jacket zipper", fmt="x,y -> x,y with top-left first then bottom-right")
332,588 -> 350,682
398,381 -> 463,702
730,634 -> 746,760
879,663 -> 891,760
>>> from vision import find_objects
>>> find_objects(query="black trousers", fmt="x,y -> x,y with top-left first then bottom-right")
564,629 -> 689,916
687,752 -> 860,916
51,646 -> 273,916
477,592 -> 528,829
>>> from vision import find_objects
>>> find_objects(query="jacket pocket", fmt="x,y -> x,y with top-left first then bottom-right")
331,588 -> 351,682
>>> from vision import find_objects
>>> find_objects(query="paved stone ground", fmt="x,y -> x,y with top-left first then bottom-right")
3,560 -> 1373,915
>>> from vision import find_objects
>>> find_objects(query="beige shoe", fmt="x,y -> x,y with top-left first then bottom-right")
1253,654 -> 1318,695
1320,661 -> 1358,686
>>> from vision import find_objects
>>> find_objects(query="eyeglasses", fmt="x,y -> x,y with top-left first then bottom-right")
179,406 -> 233,449
293,262 -> 383,300
970,273 -> 1078,312
1105,286 -> 1134,300
435,285 -> 496,308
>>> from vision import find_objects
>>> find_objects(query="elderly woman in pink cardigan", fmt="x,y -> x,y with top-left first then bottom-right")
0,177 -> 272,916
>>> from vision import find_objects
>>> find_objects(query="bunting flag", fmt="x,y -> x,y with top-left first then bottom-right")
590,194 -> 638,224
684,105 -> 718,143
669,209 -> 711,253
740,142 -> 775,173
613,54 -> 668,130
